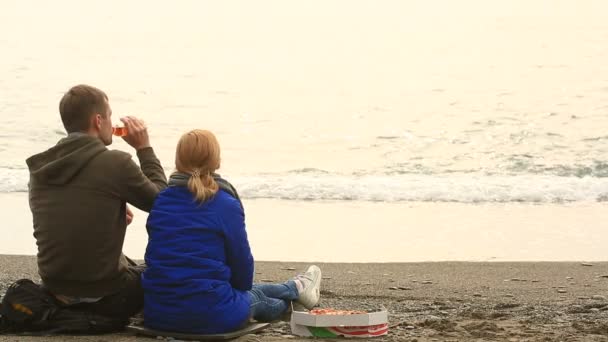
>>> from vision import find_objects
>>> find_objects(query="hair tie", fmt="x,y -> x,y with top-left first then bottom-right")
191,169 -> 201,178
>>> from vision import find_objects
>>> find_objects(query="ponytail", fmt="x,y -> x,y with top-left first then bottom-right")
175,129 -> 222,202
187,169 -> 219,203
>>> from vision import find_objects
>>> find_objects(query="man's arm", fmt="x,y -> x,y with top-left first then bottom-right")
136,147 -> 167,192
115,149 -> 167,212
117,116 -> 168,212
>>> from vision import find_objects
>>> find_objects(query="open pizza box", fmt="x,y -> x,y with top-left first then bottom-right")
290,307 -> 389,338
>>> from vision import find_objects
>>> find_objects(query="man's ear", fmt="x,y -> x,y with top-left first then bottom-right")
92,114 -> 102,131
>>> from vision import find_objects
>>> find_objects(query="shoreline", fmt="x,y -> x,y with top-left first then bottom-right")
2,252 -> 606,264
2,255 -> 608,341
2,192 -> 608,262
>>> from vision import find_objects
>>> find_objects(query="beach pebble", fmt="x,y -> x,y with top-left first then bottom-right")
282,267 -> 296,271
473,293 -> 482,297
388,286 -> 399,290
531,280 -> 540,283
566,277 -> 573,280
494,303 -> 520,309
422,281 -> 433,284
568,305 -> 587,313
505,294 -> 514,298
509,278 -> 527,282
398,286 -> 413,290
591,308 -> 601,313
578,296 -> 591,300
557,289 -> 567,293
581,263 -> 594,266
592,295 -> 607,300
347,271 -> 356,274
405,325 -> 415,330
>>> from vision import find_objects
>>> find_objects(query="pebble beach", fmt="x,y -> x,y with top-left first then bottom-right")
2,255 -> 608,341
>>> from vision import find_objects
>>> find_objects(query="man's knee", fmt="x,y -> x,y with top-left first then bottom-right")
88,266 -> 145,319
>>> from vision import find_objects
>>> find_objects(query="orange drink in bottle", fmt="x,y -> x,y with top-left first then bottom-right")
112,126 -> 128,136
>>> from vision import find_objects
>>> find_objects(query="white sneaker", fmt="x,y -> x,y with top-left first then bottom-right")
293,265 -> 322,310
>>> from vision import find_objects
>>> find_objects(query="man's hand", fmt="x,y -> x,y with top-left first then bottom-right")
126,205 -> 134,226
121,116 -> 151,150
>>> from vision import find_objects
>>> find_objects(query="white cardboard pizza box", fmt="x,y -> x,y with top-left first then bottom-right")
290,308 -> 389,338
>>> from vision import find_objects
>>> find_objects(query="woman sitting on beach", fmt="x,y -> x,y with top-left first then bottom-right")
141,129 -> 322,334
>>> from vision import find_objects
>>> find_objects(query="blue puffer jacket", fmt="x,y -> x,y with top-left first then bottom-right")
142,182 -> 254,334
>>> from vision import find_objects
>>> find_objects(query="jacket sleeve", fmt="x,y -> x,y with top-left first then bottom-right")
116,147 -> 168,212
223,199 -> 254,291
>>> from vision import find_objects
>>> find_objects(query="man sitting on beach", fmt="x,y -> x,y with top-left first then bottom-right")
25,84 -> 167,324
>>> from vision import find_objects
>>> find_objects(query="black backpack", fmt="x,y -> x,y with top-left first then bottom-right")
0,279 -> 126,335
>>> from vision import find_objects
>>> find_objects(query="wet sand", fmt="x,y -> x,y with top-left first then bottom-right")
2,255 -> 608,341
2,193 -> 608,262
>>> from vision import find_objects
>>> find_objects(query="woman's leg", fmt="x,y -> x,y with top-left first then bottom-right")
248,266 -> 322,322
248,286 -> 292,322
251,281 -> 299,301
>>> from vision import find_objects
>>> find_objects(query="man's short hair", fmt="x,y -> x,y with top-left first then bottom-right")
59,85 -> 109,133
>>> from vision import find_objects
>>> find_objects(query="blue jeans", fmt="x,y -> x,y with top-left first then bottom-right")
248,281 -> 299,322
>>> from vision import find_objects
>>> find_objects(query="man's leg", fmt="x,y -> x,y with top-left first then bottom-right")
81,264 -> 145,321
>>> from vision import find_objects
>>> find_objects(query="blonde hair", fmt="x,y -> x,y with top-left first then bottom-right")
175,129 -> 221,202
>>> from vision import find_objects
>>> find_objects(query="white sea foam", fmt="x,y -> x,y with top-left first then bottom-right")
233,173 -> 608,203
4,167 -> 608,203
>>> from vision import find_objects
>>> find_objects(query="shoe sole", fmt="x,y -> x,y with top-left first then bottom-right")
297,265 -> 321,309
